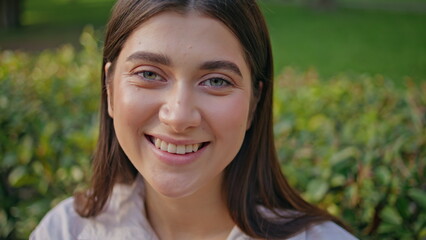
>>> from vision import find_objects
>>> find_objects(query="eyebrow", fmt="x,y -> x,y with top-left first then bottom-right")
126,51 -> 242,77
126,51 -> 171,66
200,60 -> 242,77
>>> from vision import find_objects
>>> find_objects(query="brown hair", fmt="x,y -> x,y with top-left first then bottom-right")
75,0 -> 346,238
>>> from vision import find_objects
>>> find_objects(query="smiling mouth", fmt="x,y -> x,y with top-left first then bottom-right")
146,135 -> 209,155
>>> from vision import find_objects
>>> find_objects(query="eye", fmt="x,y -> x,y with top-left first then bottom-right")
202,78 -> 232,88
136,71 -> 164,81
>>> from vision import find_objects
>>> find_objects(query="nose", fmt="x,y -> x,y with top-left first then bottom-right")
159,84 -> 201,133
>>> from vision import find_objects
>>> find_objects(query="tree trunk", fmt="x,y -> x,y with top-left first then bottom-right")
0,0 -> 21,29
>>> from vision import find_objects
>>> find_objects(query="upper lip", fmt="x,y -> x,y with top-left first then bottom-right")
146,134 -> 207,145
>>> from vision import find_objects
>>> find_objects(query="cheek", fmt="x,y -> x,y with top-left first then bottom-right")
206,93 -> 251,147
112,87 -> 158,141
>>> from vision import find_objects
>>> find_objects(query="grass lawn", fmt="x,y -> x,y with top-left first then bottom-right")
0,0 -> 115,50
0,0 -> 425,85
260,2 -> 426,84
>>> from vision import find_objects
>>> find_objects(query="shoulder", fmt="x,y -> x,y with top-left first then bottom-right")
229,221 -> 358,240
30,197 -> 88,240
255,207 -> 358,240
294,221 -> 358,240
30,176 -> 156,240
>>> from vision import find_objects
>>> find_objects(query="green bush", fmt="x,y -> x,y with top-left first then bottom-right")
0,27 -> 100,239
1,28 -> 425,239
274,69 -> 426,239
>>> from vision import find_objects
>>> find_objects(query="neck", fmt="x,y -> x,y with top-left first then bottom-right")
145,175 -> 234,240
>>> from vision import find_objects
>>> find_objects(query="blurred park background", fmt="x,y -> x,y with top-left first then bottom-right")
1,0 -> 425,239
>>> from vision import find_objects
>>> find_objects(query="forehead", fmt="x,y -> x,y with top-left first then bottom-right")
116,11 -> 249,75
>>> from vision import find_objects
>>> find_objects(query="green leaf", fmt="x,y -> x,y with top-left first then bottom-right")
375,166 -> 391,185
330,147 -> 359,165
408,188 -> 426,209
8,166 -> 27,187
395,195 -> 410,219
381,206 -> 402,225
18,136 -> 34,165
306,179 -> 329,202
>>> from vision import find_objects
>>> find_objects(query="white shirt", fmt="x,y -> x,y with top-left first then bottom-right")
30,176 -> 358,240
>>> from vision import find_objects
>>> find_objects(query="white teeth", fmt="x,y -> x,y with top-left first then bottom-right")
167,144 -> 176,153
185,144 -> 193,152
160,141 -> 168,151
193,144 -> 199,152
155,138 -> 161,148
153,137 -> 202,154
176,145 -> 186,154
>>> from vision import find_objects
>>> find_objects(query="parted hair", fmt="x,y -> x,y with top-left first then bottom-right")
74,0 -> 346,238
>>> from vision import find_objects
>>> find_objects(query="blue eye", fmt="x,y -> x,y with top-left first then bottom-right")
203,78 -> 231,87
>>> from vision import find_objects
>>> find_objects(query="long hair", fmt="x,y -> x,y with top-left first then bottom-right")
75,0 -> 346,238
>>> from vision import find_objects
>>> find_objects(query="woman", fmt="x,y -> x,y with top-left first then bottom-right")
31,0 -> 357,239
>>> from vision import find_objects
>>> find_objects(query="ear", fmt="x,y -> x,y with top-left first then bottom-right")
105,62 -> 114,118
246,81 -> 263,130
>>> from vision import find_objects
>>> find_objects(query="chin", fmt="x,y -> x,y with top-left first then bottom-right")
147,174 -> 201,199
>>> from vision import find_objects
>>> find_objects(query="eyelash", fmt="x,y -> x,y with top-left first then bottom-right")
135,70 -> 165,82
131,69 -> 234,89
200,78 -> 233,88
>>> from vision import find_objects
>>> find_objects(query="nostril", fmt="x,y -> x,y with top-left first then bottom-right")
159,98 -> 201,125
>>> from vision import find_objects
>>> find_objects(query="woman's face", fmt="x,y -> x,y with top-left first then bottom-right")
106,11 -> 252,199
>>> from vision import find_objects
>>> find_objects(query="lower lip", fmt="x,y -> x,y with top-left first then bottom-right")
146,136 -> 207,166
